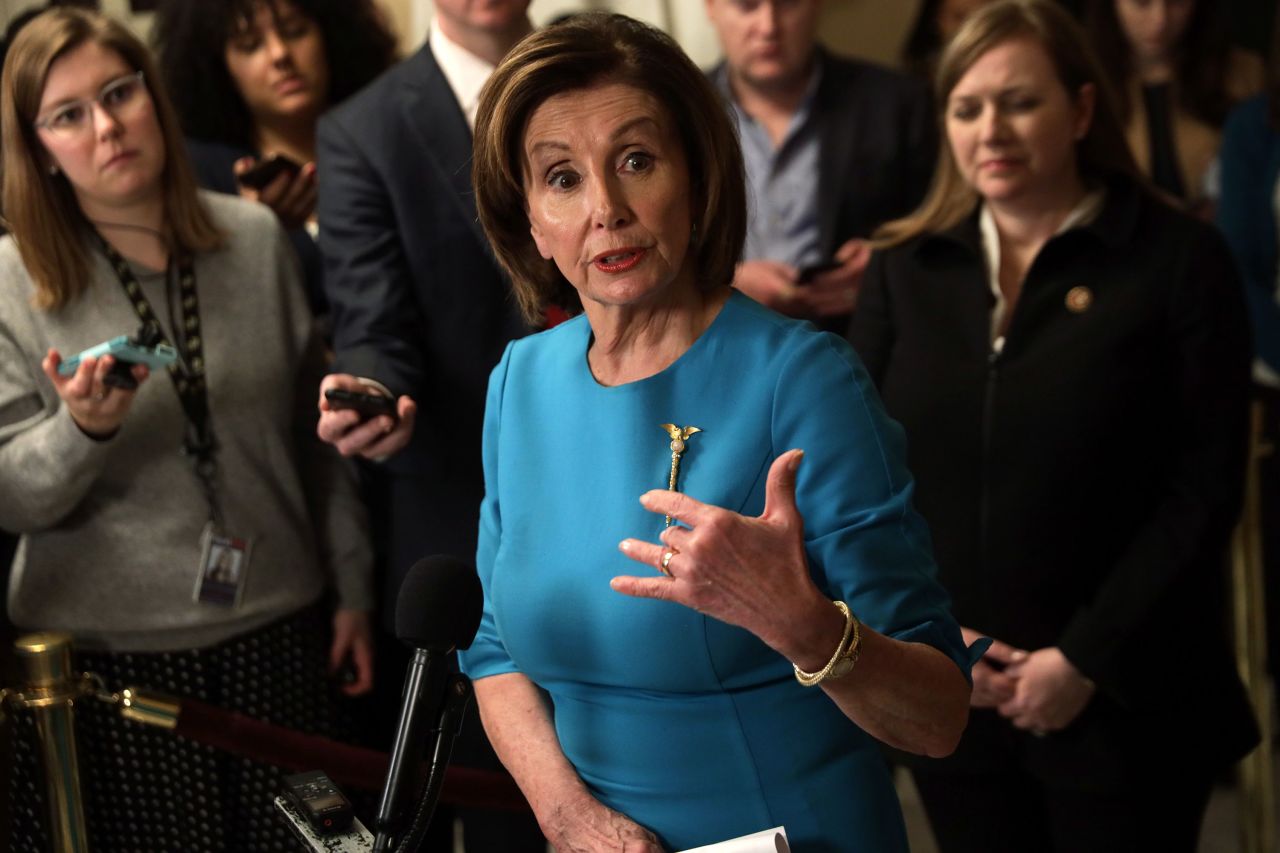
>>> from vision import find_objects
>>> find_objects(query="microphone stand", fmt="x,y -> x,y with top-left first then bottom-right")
392,674 -> 472,853
372,648 -> 472,853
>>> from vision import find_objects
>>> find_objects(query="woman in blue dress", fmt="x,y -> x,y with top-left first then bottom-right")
458,13 -> 981,852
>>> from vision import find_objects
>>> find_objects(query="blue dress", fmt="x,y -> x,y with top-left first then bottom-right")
460,293 -> 974,852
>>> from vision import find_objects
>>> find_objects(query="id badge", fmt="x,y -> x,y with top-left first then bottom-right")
193,521 -> 252,608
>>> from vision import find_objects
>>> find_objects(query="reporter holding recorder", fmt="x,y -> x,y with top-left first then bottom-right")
457,14 -> 983,851
0,9 -> 374,851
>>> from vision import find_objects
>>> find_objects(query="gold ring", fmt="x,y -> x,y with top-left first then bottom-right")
660,549 -> 677,575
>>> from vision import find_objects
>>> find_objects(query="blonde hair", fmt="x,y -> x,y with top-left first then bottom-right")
1,8 -> 222,310
472,12 -> 746,324
875,0 -> 1138,248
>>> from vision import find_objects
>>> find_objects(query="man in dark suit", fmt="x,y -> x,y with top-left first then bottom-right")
314,2 -> 543,849
705,0 -> 935,329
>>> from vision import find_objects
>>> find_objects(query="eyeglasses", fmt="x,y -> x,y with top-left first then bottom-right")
33,71 -> 148,137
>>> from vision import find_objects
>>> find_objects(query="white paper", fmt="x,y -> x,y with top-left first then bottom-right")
678,826 -> 789,853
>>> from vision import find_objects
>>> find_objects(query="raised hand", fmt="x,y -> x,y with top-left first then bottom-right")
614,449 -> 831,656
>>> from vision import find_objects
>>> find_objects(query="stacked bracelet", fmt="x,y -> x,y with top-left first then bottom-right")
793,600 -> 862,687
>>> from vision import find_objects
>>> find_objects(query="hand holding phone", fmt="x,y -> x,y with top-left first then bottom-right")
796,259 -> 843,285
317,374 -> 417,460
236,153 -> 302,190
58,329 -> 178,389
324,388 -> 398,421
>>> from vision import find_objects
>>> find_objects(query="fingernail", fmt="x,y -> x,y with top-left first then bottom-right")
618,540 -> 631,553
1011,650 -> 1028,661
791,449 -> 805,471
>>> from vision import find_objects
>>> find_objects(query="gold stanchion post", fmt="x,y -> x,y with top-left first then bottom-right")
14,632 -> 90,853
1231,401 -> 1275,853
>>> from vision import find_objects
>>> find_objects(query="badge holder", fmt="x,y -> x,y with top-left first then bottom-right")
193,522 -> 252,608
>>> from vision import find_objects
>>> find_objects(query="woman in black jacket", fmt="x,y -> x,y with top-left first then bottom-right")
848,2 -> 1257,850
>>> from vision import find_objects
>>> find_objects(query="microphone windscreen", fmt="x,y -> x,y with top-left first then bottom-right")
394,556 -> 484,651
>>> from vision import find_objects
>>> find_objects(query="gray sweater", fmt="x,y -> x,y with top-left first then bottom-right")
0,192 -> 373,651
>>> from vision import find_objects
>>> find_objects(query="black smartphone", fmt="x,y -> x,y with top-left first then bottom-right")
237,153 -> 302,189
324,388 -> 398,421
797,259 -> 843,285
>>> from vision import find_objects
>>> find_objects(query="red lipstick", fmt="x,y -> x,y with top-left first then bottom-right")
593,247 -> 647,273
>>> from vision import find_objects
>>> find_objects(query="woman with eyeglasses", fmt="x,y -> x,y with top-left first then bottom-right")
0,9 -> 374,851
153,0 -> 396,322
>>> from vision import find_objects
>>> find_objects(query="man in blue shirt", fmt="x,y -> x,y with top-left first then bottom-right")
706,0 -> 936,329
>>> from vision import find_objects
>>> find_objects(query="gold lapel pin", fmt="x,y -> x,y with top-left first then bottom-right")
660,423 -> 702,527
1065,286 -> 1094,314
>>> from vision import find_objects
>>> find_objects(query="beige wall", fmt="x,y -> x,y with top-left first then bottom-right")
381,0 -> 923,69
0,0 -> 921,71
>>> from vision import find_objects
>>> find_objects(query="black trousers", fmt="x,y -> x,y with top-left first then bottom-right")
911,746 -> 1213,853
1255,385 -> 1280,681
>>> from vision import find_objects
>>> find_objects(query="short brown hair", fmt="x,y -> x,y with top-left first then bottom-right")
1,8 -> 222,310
876,0 -> 1138,247
472,12 -> 746,324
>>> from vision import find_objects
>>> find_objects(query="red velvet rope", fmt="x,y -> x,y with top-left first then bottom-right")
172,697 -> 531,813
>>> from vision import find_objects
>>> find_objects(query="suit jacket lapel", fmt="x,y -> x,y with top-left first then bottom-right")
815,54 -> 857,257
400,45 -> 488,248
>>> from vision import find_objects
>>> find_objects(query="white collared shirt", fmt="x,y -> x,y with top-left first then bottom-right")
429,21 -> 496,132
979,189 -> 1107,351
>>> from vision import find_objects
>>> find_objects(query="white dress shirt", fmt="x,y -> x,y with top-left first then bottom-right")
429,22 -> 497,132
979,189 -> 1106,352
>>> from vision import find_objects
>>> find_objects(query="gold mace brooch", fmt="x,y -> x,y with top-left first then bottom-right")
660,423 -> 702,527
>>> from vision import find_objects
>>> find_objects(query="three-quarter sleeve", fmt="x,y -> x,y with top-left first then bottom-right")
772,329 -> 981,677
459,342 -> 519,679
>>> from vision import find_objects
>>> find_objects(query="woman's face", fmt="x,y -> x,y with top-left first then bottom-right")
1114,0 -> 1195,67
36,40 -> 166,216
223,0 -> 329,127
522,82 -> 695,312
945,37 -> 1093,209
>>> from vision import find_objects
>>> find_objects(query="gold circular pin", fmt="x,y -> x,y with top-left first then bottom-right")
1065,286 -> 1093,313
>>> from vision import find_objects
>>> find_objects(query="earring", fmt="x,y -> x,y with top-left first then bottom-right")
47,165 -> 59,176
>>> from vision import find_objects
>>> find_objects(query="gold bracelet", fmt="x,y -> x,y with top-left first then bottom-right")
793,600 -> 861,687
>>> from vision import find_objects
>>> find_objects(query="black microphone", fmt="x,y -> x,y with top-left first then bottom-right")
372,556 -> 483,853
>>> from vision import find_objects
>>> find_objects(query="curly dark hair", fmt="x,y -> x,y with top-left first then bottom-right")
153,0 -> 397,147
1085,0 -> 1236,127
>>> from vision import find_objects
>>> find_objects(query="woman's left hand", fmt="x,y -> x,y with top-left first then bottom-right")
997,646 -> 1095,734
330,608 -> 375,696
614,449 -> 832,657
234,156 -> 317,231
